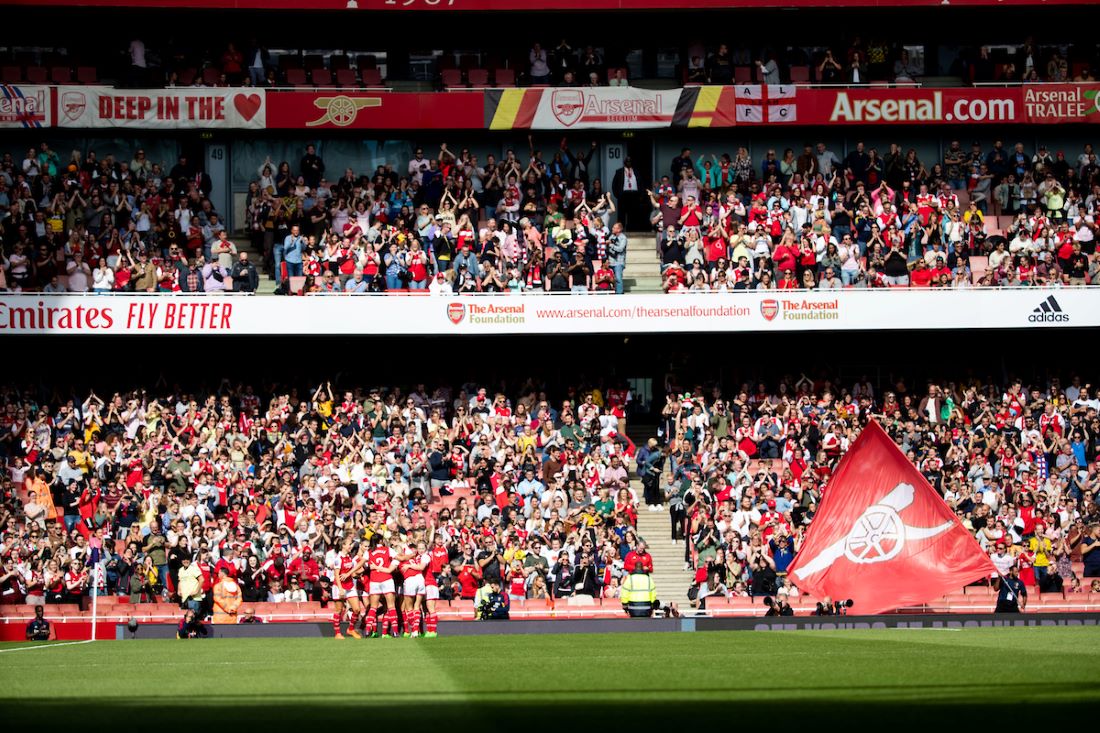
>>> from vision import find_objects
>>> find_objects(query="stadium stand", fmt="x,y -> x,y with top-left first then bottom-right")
0,373 -> 1097,630
2,137 -> 1096,296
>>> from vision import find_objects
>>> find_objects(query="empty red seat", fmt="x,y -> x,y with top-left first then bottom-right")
285,68 -> 308,87
467,68 -> 489,86
1,65 -> 21,83
49,66 -> 72,84
24,66 -> 47,83
789,65 -> 810,83
441,69 -> 463,89
311,68 -> 333,87
734,66 -> 753,83
335,68 -> 358,88
201,67 -> 220,86
361,68 -> 383,87
494,68 -> 515,87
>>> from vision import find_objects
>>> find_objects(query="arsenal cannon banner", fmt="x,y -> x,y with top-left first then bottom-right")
29,84 -> 1100,130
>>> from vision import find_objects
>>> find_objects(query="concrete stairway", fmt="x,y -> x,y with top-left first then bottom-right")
632,481 -> 694,606
623,231 -> 663,293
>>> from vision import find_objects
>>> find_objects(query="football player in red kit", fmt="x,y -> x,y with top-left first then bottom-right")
424,534 -> 450,637
330,537 -> 366,639
365,534 -> 400,637
399,541 -> 428,637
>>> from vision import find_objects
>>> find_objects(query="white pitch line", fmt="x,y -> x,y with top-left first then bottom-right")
0,639 -> 96,653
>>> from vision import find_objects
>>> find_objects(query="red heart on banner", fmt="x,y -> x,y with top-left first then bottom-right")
233,93 -> 262,122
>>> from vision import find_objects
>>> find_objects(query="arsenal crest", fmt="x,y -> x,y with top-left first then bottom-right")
61,91 -> 86,122
760,298 -> 779,321
446,302 -> 465,325
551,89 -> 585,127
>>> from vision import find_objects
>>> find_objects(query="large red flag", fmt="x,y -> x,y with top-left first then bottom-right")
787,419 -> 996,614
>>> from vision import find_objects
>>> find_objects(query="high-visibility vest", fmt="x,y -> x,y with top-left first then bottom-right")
621,572 -> 656,605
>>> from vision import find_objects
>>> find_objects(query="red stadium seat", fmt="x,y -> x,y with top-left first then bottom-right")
24,66 -> 47,83
201,67 -> 220,86
356,54 -> 377,70
734,66 -> 753,83
330,54 -> 350,71
441,69 -> 463,89
493,68 -> 515,87
1,65 -> 22,83
49,66 -> 72,84
303,54 -> 325,71
285,68 -> 308,87
788,65 -> 810,83
361,68 -> 383,87
176,68 -> 196,86
311,68 -> 334,87
467,68 -> 489,87
335,68 -> 359,88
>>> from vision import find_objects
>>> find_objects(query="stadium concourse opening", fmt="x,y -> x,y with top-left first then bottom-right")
1,328 -> 1088,400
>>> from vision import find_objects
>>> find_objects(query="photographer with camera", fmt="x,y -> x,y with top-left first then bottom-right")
475,578 -> 510,621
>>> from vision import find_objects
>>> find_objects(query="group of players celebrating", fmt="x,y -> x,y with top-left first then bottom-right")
329,533 -> 448,638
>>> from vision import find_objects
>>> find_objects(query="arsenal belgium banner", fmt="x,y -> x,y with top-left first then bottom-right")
787,420 -> 996,614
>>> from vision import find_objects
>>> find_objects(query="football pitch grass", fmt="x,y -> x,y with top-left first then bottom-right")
2,628 -> 1098,729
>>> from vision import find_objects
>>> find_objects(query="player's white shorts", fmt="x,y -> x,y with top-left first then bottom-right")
425,584 -> 439,601
333,583 -> 356,601
402,575 -> 426,596
369,579 -> 396,595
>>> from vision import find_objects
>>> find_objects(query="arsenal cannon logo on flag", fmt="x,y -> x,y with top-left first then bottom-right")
787,420 -> 995,614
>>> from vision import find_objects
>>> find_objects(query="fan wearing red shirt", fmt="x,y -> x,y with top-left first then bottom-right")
703,227 -> 728,269
909,260 -> 933,287
624,542 -> 654,574
364,535 -> 400,637
776,269 -> 799,290
772,240 -> 799,274
594,260 -> 616,291
679,197 -> 703,229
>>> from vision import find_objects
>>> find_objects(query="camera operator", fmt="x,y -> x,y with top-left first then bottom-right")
476,579 -> 510,621
176,609 -> 209,639
25,605 -> 55,641
763,596 -> 793,617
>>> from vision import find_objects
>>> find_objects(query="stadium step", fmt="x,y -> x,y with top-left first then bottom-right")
632,478 -> 695,606
623,232 -> 662,294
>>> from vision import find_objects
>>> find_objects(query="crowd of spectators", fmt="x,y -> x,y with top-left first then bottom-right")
645,374 -> 1100,607
48,34 -> 1099,90
651,140 -> 1100,292
0,144 -> 258,294
248,138 -> 630,295
0,379 -> 641,615
4,135 -> 1100,296
2,372 -> 1099,618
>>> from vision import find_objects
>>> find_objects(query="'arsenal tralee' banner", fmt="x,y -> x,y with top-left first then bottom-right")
56,86 -> 265,129
787,420 -> 996,614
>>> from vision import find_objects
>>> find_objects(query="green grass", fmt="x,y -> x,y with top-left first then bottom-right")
2,629 -> 1099,729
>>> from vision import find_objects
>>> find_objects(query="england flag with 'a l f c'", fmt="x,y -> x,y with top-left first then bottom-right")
734,85 -> 797,123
